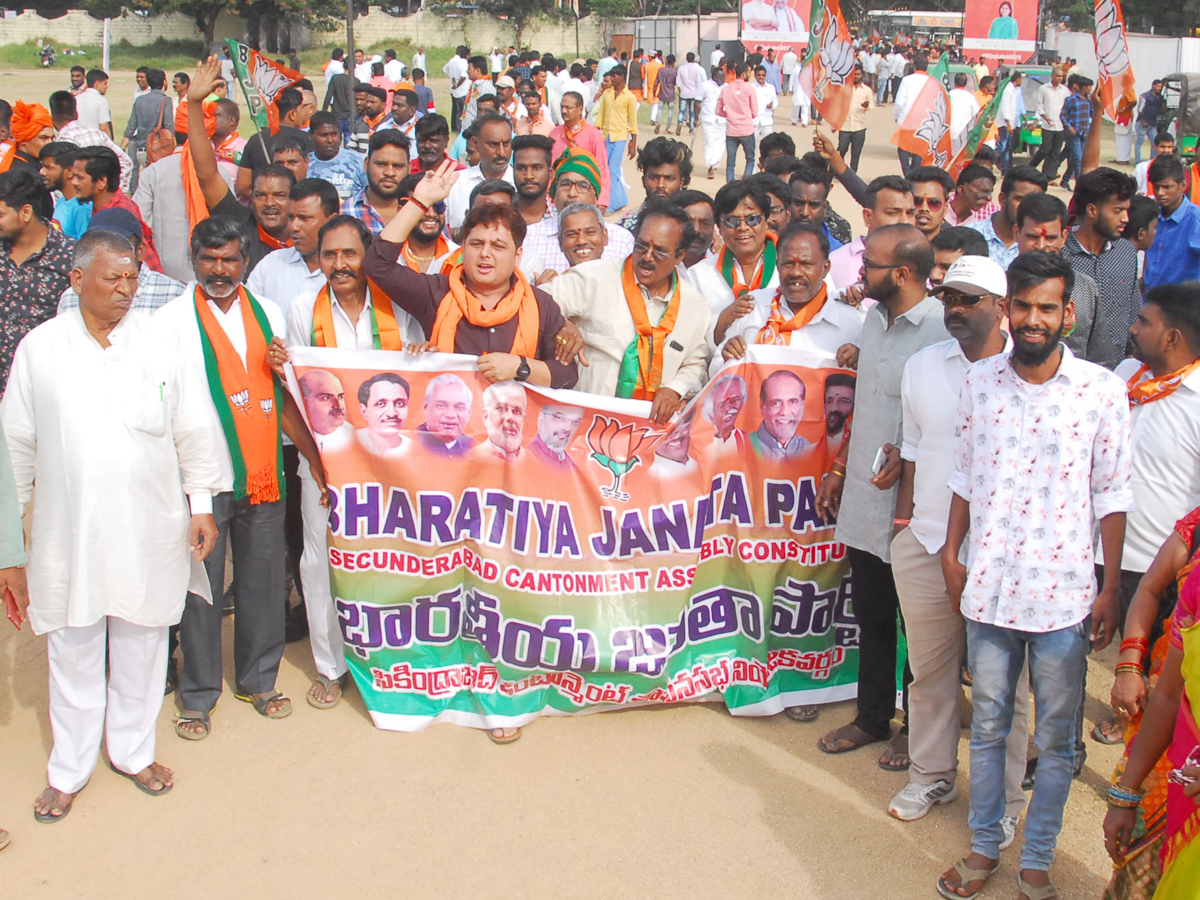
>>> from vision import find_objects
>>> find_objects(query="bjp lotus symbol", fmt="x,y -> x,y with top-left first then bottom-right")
587,415 -> 652,501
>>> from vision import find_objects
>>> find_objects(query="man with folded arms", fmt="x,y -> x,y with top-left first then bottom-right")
887,256 -> 1029,850
3,229 -> 222,822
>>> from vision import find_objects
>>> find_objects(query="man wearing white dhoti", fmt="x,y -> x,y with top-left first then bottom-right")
700,67 -> 727,179
1,229 -> 222,822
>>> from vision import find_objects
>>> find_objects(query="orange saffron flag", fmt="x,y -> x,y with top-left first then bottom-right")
890,75 -> 952,168
800,0 -> 856,132
1094,0 -> 1137,122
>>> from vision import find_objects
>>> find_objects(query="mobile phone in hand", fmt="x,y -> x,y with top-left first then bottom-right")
871,445 -> 888,477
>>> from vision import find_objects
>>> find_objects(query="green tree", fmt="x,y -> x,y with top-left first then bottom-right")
130,0 -> 236,52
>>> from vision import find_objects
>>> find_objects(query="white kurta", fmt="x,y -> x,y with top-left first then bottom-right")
0,309 -> 223,635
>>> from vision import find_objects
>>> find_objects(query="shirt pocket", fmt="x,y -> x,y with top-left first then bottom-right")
119,373 -> 169,438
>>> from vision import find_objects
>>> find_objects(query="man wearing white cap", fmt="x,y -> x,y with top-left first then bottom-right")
887,255 -> 1029,842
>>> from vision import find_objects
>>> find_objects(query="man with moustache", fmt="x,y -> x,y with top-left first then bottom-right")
749,370 -> 811,460
816,224 -> 949,772
821,373 -> 855,465
553,203 -> 608,271
887,256 -> 1029,842
703,374 -> 748,456
549,92 -> 610,208
446,114 -> 514,231
511,134 -> 555,226
247,179 -> 339,319
907,167 -> 954,242
476,380 -> 528,462
298,369 -> 354,453
717,224 -> 862,373
966,164 -> 1050,270
341,130 -> 412,236
410,114 -> 467,175
418,373 -> 475,458
347,85 -> 394,156
395,174 -> 458,273
937,251 -> 1131,900
306,111 -> 367,201
617,137 -> 693,234
528,403 -> 584,472
356,373 -> 412,458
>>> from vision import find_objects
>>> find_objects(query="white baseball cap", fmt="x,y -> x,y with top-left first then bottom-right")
933,255 -> 1007,297
496,75 -> 516,89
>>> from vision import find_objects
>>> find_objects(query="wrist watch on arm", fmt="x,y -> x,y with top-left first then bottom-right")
516,356 -> 531,382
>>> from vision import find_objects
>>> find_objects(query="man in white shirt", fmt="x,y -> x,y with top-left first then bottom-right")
752,65 -> 778,150
861,47 -> 879,92
4,230 -> 222,821
1135,131 -> 1174,195
247,178 -> 338,320
353,49 -> 377,83
1035,66 -> 1071,182
324,49 -> 345,86
548,202 -> 711,425
886,256 -> 1029,841
711,44 -> 726,69
383,49 -> 404,83
893,54 -> 931,173
411,47 -> 426,75
75,69 -> 113,138
996,71 -> 1023,173
156,215 -> 327,741
781,48 -> 799,82
938,250 -> 1132,900
489,49 -> 506,81
716,223 -> 862,378
446,114 -> 514,230
444,46 -> 471,132
948,72 -> 981,150
285,215 -> 421,708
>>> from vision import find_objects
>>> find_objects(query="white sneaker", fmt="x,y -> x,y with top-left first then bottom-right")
1000,815 -> 1019,851
887,780 -> 958,821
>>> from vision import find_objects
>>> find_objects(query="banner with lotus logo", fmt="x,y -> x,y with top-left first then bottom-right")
289,345 -> 860,732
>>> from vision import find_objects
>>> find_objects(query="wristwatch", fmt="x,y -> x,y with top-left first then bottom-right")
515,356 -> 531,382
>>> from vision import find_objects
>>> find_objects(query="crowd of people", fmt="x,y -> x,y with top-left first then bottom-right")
0,34 -> 1199,900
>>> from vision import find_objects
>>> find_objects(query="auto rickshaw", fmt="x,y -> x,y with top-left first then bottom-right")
1158,73 -> 1200,159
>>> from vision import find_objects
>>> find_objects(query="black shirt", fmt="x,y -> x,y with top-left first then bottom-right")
238,124 -> 306,174
323,73 -> 354,121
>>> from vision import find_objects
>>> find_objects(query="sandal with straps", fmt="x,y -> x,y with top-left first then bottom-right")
936,858 -> 999,900
235,690 -> 293,719
1017,873 -> 1058,900
175,709 -> 210,741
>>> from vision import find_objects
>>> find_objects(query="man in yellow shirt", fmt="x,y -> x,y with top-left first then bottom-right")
592,65 -> 639,213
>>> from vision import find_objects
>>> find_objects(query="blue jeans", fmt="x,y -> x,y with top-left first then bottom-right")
1062,131 -> 1083,185
996,125 -> 1012,174
965,618 -> 1089,870
1134,120 -> 1156,165
605,138 -> 628,211
726,133 -> 755,181
679,98 -> 699,129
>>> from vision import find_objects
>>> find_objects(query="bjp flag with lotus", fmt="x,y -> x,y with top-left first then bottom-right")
891,56 -> 953,168
226,38 -> 302,134
1094,0 -> 1137,122
799,0 -> 856,131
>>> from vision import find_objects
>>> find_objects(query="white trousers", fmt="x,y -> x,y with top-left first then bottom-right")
47,617 -> 168,794
754,122 -> 774,149
791,92 -> 811,125
299,456 -> 348,681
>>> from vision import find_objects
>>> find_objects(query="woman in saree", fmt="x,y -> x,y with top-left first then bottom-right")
1103,507 -> 1200,898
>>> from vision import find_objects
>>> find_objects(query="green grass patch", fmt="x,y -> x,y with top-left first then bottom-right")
0,38 -> 207,72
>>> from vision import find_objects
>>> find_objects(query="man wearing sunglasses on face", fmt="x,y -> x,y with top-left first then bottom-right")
907,167 -> 954,242
887,255 -> 1031,832
547,200 -> 711,425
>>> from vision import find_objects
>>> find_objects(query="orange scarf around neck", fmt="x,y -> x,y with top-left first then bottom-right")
257,223 -> 292,251
755,286 -> 828,345
1127,359 -> 1200,406
617,256 -> 681,400
430,264 -> 540,357
311,280 -> 403,350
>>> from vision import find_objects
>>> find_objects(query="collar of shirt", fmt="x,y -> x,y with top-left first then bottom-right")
1004,341 -> 1085,387
871,293 -> 942,329
1164,199 -> 1194,224
1065,228 -> 1112,258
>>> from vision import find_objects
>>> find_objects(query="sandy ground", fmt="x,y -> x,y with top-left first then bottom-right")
1,67 -> 1133,898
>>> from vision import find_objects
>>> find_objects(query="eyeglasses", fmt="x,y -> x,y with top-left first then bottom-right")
860,260 -> 901,271
556,177 -> 595,193
914,196 -> 944,210
633,240 -> 676,262
719,213 -> 765,229
432,201 -> 446,215
939,289 -> 991,307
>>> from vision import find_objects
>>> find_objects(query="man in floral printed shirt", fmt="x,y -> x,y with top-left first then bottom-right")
0,170 -> 74,387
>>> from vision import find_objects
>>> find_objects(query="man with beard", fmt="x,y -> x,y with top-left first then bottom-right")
410,114 -> 466,175
395,174 -> 458,273
906,167 -> 953,243
945,164 -> 997,227
827,175 -> 916,300
69,147 -> 161,272
38,143 -> 89,241
717,224 -> 862,373
788,166 -> 845,254
528,403 -> 584,472
185,61 -> 294,274
703,374 -> 748,456
937,251 -> 1131,900
887,256 -> 1030,840
286,216 -> 418,708
510,134 -> 555,226
346,85 -> 394,156
1,100 -> 54,181
749,370 -> 811,460
821,372 -> 855,465
815,224 -> 948,772
930,227 -> 990,289
1065,168 -> 1141,355
1013,192 -> 1112,368
475,380 -> 528,462
521,148 -> 633,277
156,215 -> 327,740
617,137 -> 693,233
298,369 -> 353,453
547,202 -> 710,425
446,115 -> 514,231
306,111 -> 367,201
550,92 -> 610,209
417,374 -> 475,458
390,89 -> 421,160
247,179 -> 338,320
965,164 -> 1049,271
340,130 -> 411,236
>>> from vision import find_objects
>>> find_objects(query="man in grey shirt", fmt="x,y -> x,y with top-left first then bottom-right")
816,224 -> 950,771
120,67 -> 172,192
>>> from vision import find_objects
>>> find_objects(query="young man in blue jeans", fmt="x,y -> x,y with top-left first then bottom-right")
936,251 -> 1133,900
1058,75 -> 1093,193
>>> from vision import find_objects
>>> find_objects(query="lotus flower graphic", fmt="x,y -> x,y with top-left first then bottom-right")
1095,0 -> 1130,80
915,92 -> 950,167
586,414 -> 653,501
259,397 -> 274,418
229,389 -> 250,412
815,12 -> 856,101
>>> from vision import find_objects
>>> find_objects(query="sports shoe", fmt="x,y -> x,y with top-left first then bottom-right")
887,780 -> 958,821
1000,815 -> 1019,851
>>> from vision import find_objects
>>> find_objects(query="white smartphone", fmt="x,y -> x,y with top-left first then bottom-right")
871,446 -> 888,477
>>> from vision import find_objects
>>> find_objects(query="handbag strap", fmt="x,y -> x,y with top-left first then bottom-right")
155,96 -> 168,130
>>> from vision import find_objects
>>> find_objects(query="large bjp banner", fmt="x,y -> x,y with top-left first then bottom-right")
741,0 -> 811,58
963,0 -> 1039,65
290,346 -> 860,732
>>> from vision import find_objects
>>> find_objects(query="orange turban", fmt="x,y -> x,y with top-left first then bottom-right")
0,100 -> 53,173
176,98 -> 218,139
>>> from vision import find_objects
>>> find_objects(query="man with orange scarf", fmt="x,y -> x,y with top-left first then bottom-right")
284,213 -> 422,710
0,101 -> 54,179
156,214 -> 326,741
547,200 -> 711,426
